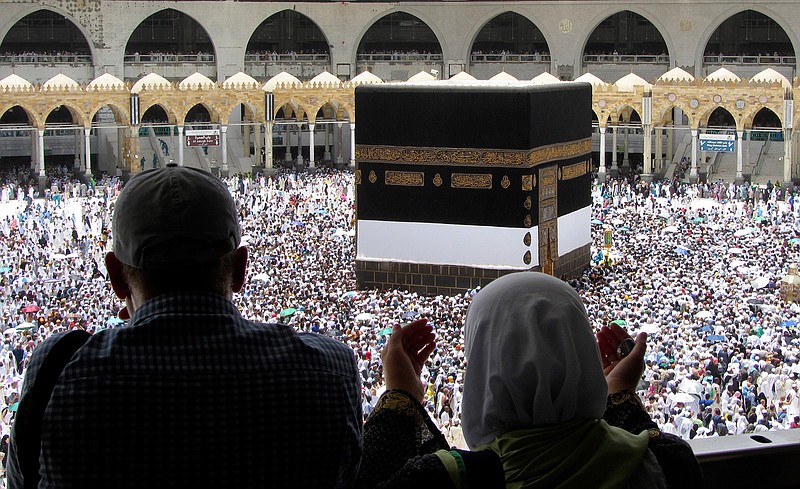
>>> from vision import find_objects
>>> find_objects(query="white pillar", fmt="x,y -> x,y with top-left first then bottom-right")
785,129 -> 793,183
690,129 -> 699,177
643,125 -> 652,175
599,126 -> 607,174
611,127 -> 618,170
349,123 -> 356,168
84,127 -> 92,175
296,124 -> 302,165
30,130 -> 37,171
243,124 -> 251,160
336,122 -> 344,165
38,129 -> 46,177
308,123 -> 316,168
265,123 -> 274,170
736,130 -> 744,180
666,126 -> 674,162
254,124 -> 262,165
285,125 -> 293,163
323,124 -> 331,161
221,125 -> 228,171
177,126 -> 184,166
655,129 -> 663,170
74,130 -> 81,170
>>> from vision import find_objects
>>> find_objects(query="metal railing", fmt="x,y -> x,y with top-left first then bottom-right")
470,53 -> 551,63
123,53 -> 215,63
583,54 -> 670,64
245,52 -> 330,63
0,54 -> 92,64
703,54 -> 796,65
356,52 -> 443,62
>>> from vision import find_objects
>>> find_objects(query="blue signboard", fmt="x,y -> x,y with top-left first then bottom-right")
699,134 -> 735,152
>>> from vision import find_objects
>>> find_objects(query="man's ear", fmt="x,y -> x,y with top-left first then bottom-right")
231,246 -> 248,293
105,252 -> 129,300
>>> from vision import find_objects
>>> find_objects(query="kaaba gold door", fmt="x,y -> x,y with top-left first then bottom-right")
538,166 -> 558,276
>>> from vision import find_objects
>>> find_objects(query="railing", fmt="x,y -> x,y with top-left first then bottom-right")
123,53 -> 215,63
470,53 -> 551,63
356,52 -> 443,62
245,53 -> 330,63
703,54 -> 796,65
583,54 -> 670,64
0,54 -> 92,64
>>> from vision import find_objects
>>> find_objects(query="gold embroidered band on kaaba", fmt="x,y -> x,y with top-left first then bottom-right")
356,138 -> 591,168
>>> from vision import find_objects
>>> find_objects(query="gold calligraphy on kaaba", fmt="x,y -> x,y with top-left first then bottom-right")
368,171 -> 377,184
524,215 -> 532,227
523,232 -> 532,246
354,170 -> 362,185
451,173 -> 492,189
355,138 -> 591,168
522,175 -> 533,191
433,173 -> 443,187
385,171 -> 424,187
501,176 -> 510,189
561,160 -> 589,180
524,196 -> 532,210
539,168 -> 557,200
523,250 -> 532,265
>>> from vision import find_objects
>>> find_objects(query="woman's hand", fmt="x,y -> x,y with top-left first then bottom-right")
381,318 -> 436,402
596,323 -> 647,395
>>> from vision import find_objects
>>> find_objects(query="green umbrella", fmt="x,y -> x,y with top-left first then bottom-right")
378,327 -> 394,336
279,308 -> 297,317
610,319 -> 627,327
8,402 -> 19,412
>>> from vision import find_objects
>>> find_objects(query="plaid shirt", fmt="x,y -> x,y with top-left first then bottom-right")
14,292 -> 362,488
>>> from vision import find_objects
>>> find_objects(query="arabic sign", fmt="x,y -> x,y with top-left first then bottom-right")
185,129 -> 220,147
699,133 -> 735,152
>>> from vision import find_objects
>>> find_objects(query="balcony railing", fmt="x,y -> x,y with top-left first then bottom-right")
470,53 -> 551,63
702,54 -> 796,65
0,54 -> 92,64
124,53 -> 215,63
245,53 -> 330,63
583,54 -> 670,64
356,52 -> 444,62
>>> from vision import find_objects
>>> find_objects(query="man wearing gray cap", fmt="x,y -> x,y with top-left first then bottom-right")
8,165 -> 362,488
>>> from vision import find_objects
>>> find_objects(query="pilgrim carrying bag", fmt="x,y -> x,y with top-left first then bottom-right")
7,329 -> 90,489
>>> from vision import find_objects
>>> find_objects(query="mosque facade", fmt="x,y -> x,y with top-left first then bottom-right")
0,0 -> 798,183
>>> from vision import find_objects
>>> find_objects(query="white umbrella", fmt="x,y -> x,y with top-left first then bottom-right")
734,228 -> 754,238
751,277 -> 770,289
679,379 -> 704,396
638,323 -> 660,335
728,247 -> 744,254
695,311 -> 713,319
663,226 -> 679,233
252,273 -> 269,282
355,312 -> 375,321
730,259 -> 745,267
671,392 -> 697,405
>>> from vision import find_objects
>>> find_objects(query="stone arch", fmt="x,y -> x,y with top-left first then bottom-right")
246,10 -> 331,58
125,8 -> 217,60
654,103 -> 694,127
0,7 -> 96,62
464,9 -> 552,65
468,11 -> 549,58
354,10 -> 446,63
696,8 -> 797,69
0,103 -> 40,128
582,9 -> 671,60
87,102 -> 129,129
220,100 -> 260,126
702,106 -> 737,129
44,102 -> 86,128
140,102 -> 178,126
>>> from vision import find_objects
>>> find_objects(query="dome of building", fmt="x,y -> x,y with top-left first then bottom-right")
43,73 -> 80,89
179,72 -> 215,89
88,73 -> 125,89
263,72 -> 301,91
131,73 -> 171,93
615,73 -> 651,91
574,73 -> 606,86
531,72 -> 560,85
657,67 -> 695,82
489,71 -> 518,81
407,71 -> 436,82
750,68 -> 791,89
705,67 -> 740,83
350,70 -> 383,85
0,73 -> 33,89
309,71 -> 341,85
449,71 -> 476,81
222,72 -> 259,88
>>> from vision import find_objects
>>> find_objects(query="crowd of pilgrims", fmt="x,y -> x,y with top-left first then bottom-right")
0,164 -> 799,459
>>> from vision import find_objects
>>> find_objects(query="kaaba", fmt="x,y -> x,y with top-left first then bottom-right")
354,82 -> 592,295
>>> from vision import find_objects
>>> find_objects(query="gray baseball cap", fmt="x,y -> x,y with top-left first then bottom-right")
112,165 -> 241,270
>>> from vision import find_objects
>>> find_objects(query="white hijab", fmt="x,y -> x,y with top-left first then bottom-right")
462,272 -> 608,448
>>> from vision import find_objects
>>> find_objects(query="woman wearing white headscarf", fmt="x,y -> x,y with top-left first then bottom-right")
462,272 -> 701,488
